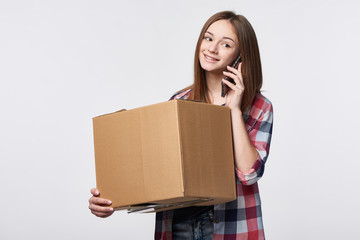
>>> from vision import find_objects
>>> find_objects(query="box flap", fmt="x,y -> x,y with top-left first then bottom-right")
177,100 -> 236,201
93,101 -> 184,207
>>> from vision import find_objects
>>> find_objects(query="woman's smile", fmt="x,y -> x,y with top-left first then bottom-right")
203,53 -> 220,63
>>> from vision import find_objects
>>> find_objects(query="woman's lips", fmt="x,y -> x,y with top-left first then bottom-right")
204,54 -> 219,63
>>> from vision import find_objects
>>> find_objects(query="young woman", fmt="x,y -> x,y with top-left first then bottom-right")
89,11 -> 273,240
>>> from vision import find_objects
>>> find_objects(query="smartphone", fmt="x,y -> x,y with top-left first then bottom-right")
221,54 -> 242,97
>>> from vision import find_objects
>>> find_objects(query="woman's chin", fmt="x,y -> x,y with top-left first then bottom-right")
201,64 -> 221,73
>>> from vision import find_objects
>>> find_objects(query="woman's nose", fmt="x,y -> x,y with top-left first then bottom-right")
208,42 -> 218,53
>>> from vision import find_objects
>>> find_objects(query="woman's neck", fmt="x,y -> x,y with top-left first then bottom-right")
205,71 -> 225,105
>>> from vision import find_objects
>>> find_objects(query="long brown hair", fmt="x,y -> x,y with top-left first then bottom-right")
181,11 -> 263,112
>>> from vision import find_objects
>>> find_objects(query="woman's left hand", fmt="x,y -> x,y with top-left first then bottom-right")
222,62 -> 244,112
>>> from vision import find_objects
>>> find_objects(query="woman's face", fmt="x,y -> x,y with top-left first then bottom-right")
199,19 -> 240,74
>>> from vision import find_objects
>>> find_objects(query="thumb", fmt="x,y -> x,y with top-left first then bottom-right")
91,188 -> 99,196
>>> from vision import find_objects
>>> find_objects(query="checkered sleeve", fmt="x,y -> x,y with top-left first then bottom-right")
236,95 -> 273,185
168,89 -> 192,100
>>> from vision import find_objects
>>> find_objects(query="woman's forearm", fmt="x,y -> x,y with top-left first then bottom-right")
230,108 -> 258,173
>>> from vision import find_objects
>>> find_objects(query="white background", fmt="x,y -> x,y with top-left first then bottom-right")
1,0 -> 359,239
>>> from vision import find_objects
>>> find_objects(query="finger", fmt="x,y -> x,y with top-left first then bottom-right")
226,65 -> 241,75
89,196 -> 112,206
222,78 -> 239,91
222,71 -> 238,83
224,72 -> 244,88
237,62 -> 242,72
90,188 -> 99,196
222,72 -> 244,88
226,65 -> 244,86
89,203 -> 114,212
91,210 -> 114,218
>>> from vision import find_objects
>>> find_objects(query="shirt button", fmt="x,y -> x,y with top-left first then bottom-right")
215,219 -> 220,223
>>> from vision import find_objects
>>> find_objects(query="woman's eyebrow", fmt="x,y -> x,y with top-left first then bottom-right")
205,31 -> 236,43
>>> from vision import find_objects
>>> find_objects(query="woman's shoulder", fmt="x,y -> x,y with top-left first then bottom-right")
252,92 -> 273,112
245,92 -> 273,121
241,92 -> 274,133
169,89 -> 192,100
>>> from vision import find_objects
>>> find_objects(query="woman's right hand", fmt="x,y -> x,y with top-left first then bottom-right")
88,188 -> 114,218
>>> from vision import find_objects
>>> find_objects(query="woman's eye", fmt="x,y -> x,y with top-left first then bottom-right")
222,43 -> 230,48
204,37 -> 212,41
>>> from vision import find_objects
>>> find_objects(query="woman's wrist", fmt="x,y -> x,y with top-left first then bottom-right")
230,106 -> 242,115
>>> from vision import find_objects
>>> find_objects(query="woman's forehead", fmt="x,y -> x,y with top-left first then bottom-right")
206,20 -> 237,40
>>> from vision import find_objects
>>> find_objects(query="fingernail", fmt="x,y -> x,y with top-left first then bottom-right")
108,200 -> 112,204
109,208 -> 114,211
95,190 -> 99,195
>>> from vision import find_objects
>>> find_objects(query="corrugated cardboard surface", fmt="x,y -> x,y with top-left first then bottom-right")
93,100 -> 236,212
177,101 -> 236,206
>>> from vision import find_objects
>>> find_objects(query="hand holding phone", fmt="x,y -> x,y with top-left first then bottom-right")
221,54 -> 242,97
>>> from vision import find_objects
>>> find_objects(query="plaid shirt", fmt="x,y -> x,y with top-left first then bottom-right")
155,89 -> 273,240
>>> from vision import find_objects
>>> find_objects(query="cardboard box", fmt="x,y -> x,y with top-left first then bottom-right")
93,100 -> 236,213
